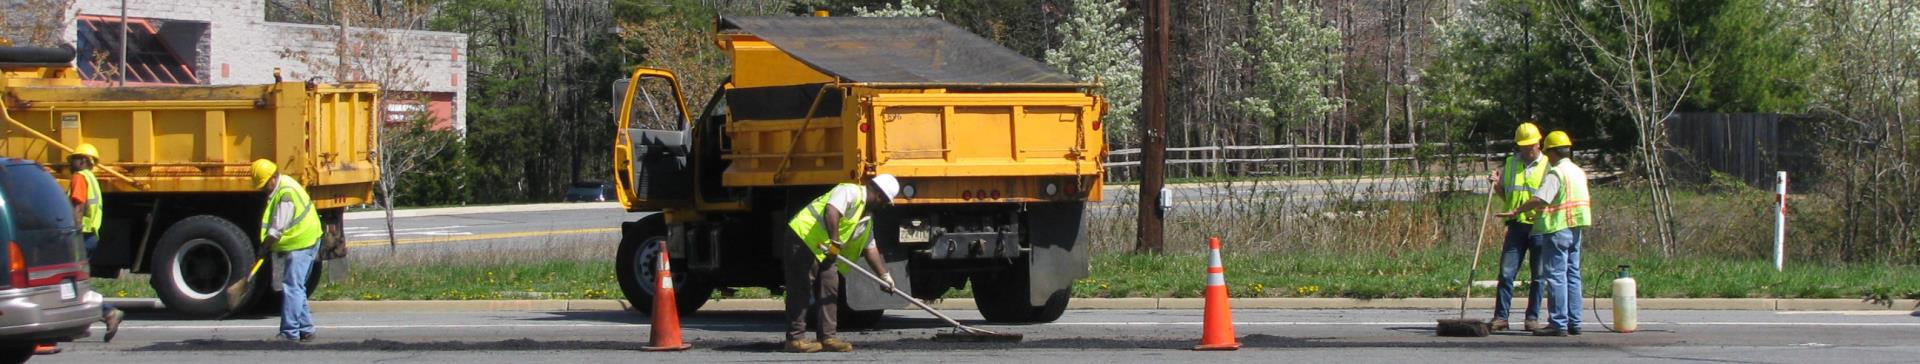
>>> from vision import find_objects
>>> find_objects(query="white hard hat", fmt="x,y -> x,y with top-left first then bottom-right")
869,174 -> 900,203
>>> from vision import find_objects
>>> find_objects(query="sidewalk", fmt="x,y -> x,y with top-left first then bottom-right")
107,297 -> 1911,313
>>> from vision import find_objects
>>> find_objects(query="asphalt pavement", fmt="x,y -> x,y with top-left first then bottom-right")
34,308 -> 1920,363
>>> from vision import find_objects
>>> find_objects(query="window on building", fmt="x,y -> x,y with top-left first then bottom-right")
74,15 -> 201,85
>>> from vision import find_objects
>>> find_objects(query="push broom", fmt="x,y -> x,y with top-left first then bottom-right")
1436,187 -> 1497,337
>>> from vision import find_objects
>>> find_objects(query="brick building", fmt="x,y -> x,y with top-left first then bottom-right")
50,0 -> 469,133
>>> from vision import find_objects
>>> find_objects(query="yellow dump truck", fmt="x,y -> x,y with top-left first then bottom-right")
612,16 -> 1105,325
0,46 -> 377,318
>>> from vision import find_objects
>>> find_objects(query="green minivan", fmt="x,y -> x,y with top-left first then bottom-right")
0,158 -> 103,361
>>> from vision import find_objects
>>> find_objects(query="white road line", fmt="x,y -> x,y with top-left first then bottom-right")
129,323 -> 647,330
347,225 -> 471,233
126,321 -> 1920,330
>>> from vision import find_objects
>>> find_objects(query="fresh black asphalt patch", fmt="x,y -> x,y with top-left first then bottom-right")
132,334 -> 1623,352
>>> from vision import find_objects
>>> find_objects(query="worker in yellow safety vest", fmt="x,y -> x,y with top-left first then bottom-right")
782,174 -> 900,353
1487,122 -> 1548,332
1497,131 -> 1590,337
43,144 -> 124,355
252,159 -> 323,342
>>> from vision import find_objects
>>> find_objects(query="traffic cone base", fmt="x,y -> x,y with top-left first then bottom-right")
644,241 -> 693,351
1194,237 -> 1241,351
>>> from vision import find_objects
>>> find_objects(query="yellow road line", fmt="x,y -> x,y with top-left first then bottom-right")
347,227 -> 620,248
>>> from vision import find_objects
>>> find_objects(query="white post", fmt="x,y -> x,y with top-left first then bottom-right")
1775,171 -> 1787,272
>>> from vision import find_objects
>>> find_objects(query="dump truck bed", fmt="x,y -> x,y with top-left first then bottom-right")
713,16 -> 1105,203
2,70 -> 380,209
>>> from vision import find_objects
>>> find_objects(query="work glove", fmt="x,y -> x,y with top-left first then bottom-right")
879,272 -> 896,291
824,239 -> 844,255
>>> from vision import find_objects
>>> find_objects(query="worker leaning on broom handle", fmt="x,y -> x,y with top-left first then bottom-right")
1496,131 -> 1592,337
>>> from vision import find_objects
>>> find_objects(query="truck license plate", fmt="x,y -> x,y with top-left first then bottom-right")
59,280 -> 76,300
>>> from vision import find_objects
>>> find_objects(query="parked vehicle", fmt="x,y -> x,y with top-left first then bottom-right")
611,15 -> 1105,326
0,158 -> 105,362
564,181 -> 616,202
1,46 -> 377,318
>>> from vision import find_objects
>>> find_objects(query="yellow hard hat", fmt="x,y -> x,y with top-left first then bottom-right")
250,159 -> 278,189
1544,131 -> 1573,150
71,144 -> 100,161
1514,122 -> 1542,146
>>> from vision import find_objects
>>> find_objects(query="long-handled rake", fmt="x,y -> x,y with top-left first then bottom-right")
827,218 -> 1022,343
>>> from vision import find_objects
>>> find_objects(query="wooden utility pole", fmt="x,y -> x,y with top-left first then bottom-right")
1137,0 -> 1169,253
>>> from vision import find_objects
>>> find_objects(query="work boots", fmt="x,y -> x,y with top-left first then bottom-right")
1524,319 -> 1546,331
783,339 -> 822,353
103,308 -> 124,343
819,337 -> 853,352
1487,319 -> 1509,331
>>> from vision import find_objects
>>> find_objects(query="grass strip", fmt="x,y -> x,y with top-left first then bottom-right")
89,251 -> 1920,303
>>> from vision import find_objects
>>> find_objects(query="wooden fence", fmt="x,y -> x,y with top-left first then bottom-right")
1102,142 -> 1506,181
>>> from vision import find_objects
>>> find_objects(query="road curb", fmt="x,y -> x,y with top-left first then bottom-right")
107,297 -> 1907,313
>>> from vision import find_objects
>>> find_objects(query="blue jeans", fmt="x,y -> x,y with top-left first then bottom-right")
1566,228 -> 1584,329
1494,222 -> 1543,321
280,243 -> 318,338
84,234 -> 114,316
1541,229 -> 1577,330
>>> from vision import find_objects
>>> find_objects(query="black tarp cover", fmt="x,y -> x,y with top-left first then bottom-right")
719,16 -> 1080,86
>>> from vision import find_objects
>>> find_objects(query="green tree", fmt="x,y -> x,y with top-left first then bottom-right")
1046,0 -> 1141,145
1230,0 -> 1343,143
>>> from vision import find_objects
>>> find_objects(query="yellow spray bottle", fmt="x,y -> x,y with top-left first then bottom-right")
1612,265 -> 1638,333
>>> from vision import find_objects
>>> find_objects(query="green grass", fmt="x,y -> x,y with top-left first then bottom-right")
89,251 -> 1920,303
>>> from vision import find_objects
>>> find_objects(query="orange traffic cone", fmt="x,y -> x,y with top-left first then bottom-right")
643,240 -> 692,351
1195,236 -> 1240,351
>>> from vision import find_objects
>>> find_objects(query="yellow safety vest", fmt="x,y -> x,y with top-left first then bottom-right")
260,175 -> 322,252
76,170 -> 102,234
1532,159 -> 1592,235
1502,155 -> 1548,224
786,183 -> 871,274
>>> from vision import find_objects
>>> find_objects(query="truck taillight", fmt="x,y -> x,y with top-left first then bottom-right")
7,242 -> 23,287
1093,119 -> 1102,131
858,122 -> 871,134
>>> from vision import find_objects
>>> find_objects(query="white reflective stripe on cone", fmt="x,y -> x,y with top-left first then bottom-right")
1207,272 -> 1226,286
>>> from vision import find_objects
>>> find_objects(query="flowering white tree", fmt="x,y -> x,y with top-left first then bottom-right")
1045,0 -> 1142,145
1230,0 -> 1344,139
854,0 -> 939,18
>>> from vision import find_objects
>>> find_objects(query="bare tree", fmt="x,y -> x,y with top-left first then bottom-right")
1547,0 -> 1698,255
274,1 -> 451,252
0,0 -> 77,47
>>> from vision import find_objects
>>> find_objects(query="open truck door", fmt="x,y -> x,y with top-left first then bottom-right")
613,68 -> 695,211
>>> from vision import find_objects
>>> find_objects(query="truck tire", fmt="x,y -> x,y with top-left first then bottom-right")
616,215 -> 713,316
150,215 -> 259,319
837,304 -> 885,329
971,263 -> 1070,323
0,344 -> 31,364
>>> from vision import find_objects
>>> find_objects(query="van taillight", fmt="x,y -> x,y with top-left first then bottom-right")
6,242 -> 23,287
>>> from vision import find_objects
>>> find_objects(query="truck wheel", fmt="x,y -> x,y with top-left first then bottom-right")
971,263 -> 1070,323
616,215 -> 713,315
837,305 -> 886,329
0,344 -> 31,364
150,215 -> 259,319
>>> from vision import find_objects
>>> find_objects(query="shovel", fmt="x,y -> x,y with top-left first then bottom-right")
826,218 -> 1023,343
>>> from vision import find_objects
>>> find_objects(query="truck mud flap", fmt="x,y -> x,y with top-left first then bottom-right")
844,213 -> 914,311
1025,202 -> 1089,306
